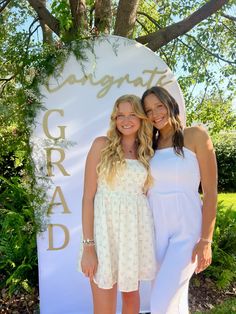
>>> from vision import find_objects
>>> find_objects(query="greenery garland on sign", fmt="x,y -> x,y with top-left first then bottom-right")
0,37 -> 94,294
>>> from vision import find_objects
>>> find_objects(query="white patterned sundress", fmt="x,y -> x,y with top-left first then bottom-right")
79,159 -> 156,292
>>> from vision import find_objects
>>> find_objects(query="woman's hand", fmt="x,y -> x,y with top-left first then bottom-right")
81,245 -> 98,280
192,239 -> 212,274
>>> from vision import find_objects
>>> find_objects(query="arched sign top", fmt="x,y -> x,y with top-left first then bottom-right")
35,35 -> 186,314
44,35 -> 185,125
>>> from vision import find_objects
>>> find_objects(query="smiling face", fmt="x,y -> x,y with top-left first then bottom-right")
143,93 -> 170,130
115,101 -> 141,136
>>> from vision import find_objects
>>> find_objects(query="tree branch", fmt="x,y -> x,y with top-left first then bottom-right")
221,21 -> 236,36
1,18 -> 40,96
222,13 -> 236,22
0,75 -> 15,95
186,33 -> 236,65
27,0 -> 60,37
136,18 -> 150,34
0,0 -> 11,13
0,76 -> 15,82
137,11 -> 162,28
26,18 -> 41,53
136,0 -> 229,51
114,0 -> 140,38
138,9 -> 235,65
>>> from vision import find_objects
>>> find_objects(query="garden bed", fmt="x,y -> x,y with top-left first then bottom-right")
0,274 -> 235,314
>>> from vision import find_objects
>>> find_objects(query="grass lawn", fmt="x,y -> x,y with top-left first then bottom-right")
218,193 -> 236,211
193,298 -> 236,314
192,193 -> 236,313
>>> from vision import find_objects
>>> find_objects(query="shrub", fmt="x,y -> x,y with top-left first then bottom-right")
204,201 -> 236,289
214,133 -> 236,192
0,175 -> 41,294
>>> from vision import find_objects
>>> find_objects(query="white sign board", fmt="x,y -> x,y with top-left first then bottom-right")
32,35 -> 185,314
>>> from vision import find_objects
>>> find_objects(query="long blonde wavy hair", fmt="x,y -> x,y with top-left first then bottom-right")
97,94 -> 154,190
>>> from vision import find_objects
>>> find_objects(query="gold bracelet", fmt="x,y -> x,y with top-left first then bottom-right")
82,238 -> 95,246
200,237 -> 212,244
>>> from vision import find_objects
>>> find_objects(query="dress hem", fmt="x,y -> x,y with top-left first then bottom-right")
93,275 -> 156,292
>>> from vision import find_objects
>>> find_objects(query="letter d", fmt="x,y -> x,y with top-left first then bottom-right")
47,224 -> 69,250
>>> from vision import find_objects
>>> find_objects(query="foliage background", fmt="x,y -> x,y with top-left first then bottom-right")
0,0 -> 235,305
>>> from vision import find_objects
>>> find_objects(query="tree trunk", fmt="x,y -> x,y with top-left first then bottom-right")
69,0 -> 88,34
38,0 -> 53,44
114,0 -> 140,38
27,0 -> 60,37
95,0 -> 112,34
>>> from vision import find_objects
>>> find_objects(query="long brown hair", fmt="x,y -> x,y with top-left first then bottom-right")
141,86 -> 184,156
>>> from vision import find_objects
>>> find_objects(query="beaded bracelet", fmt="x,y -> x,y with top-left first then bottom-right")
82,238 -> 95,246
200,237 -> 213,244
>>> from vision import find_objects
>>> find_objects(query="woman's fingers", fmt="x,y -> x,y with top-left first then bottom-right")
88,269 -> 93,280
82,262 -> 98,280
193,241 -> 212,274
203,257 -> 212,269
89,265 -> 96,280
196,257 -> 212,273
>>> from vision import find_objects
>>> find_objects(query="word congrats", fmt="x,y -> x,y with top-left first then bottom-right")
46,66 -> 174,98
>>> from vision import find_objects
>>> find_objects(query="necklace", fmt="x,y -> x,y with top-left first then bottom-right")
122,141 -> 138,158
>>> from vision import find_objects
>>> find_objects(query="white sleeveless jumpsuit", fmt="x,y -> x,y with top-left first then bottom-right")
148,147 -> 202,314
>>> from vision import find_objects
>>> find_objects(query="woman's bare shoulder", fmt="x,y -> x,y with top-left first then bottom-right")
90,136 -> 109,152
184,125 -> 208,137
85,136 -> 109,163
184,125 -> 211,152
93,136 -> 108,145
184,125 -> 213,155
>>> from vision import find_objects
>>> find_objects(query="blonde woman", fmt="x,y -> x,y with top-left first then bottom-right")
79,95 -> 156,314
